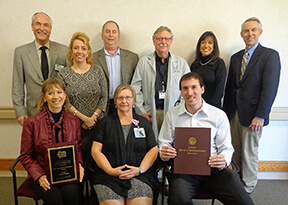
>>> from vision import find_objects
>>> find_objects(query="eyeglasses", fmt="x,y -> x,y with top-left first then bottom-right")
117,96 -> 133,101
154,37 -> 172,41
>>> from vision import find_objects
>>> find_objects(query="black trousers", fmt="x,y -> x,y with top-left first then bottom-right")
30,178 -> 79,205
168,168 -> 254,205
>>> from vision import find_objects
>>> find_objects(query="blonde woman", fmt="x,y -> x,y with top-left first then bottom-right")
58,32 -> 108,168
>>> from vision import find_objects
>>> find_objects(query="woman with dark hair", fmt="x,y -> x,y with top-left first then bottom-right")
20,77 -> 84,205
190,31 -> 227,108
91,84 -> 159,205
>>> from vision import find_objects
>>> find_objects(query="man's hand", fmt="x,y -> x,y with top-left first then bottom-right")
142,112 -> 152,123
160,146 -> 177,161
17,115 -> 28,126
249,116 -> 264,132
208,155 -> 226,169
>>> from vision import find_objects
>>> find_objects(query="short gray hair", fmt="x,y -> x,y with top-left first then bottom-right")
153,26 -> 174,39
31,12 -> 52,27
241,17 -> 262,32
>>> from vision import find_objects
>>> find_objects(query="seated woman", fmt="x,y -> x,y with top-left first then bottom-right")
190,31 -> 227,108
91,84 -> 159,205
19,77 -> 84,205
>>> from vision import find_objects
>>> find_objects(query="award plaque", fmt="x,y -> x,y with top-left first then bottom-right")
174,127 -> 211,175
45,142 -> 79,186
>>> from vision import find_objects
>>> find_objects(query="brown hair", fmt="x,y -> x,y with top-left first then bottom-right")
179,72 -> 205,90
66,32 -> 93,66
38,77 -> 70,112
191,31 -> 220,67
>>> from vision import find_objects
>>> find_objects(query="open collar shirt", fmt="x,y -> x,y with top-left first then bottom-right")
104,47 -> 121,99
158,100 -> 234,165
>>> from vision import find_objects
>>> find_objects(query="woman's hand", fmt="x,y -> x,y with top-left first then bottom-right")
108,165 -> 126,177
91,114 -> 98,123
119,165 -> 140,180
82,116 -> 96,129
79,163 -> 84,182
38,175 -> 50,191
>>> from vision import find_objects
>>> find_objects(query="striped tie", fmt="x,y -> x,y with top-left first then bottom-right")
240,51 -> 249,80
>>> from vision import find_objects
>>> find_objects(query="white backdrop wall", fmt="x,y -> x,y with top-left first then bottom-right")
0,1 -> 287,174
1,0 -> 287,107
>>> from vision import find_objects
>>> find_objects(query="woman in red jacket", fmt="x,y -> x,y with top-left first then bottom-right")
19,77 -> 84,205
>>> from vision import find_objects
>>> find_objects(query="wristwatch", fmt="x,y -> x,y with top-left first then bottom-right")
139,167 -> 144,174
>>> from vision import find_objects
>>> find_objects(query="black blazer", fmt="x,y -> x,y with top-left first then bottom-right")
223,44 -> 281,127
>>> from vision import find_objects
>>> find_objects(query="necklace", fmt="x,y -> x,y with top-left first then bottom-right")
199,58 -> 212,66
72,64 -> 90,74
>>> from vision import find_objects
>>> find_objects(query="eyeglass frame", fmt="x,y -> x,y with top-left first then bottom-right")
154,37 -> 173,41
116,96 -> 134,101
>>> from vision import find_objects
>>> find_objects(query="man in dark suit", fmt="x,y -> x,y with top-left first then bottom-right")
92,20 -> 139,115
12,12 -> 68,125
223,17 -> 281,193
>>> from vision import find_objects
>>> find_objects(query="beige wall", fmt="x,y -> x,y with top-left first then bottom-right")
0,0 -> 288,161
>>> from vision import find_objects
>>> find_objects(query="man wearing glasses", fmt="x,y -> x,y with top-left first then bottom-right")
131,26 -> 190,138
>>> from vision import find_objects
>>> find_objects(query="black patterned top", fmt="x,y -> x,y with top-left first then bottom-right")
57,64 -> 108,118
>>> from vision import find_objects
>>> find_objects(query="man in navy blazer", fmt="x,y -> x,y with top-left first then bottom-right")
12,12 -> 67,125
223,17 -> 281,193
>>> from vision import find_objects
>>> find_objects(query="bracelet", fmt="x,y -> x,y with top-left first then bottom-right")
73,110 -> 78,116
139,167 -> 144,174
94,112 -> 99,117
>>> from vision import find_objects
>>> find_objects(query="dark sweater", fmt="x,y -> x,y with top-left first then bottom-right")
93,112 -> 158,198
190,58 -> 227,108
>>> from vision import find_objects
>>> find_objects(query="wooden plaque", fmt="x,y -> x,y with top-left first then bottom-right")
45,142 -> 79,186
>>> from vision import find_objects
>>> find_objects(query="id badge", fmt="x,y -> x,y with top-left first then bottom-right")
54,64 -> 64,71
134,128 -> 146,138
159,90 -> 166,99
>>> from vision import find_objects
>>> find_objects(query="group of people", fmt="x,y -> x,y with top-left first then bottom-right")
14,11 -> 280,205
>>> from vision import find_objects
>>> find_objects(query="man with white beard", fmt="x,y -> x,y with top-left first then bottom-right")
131,26 -> 190,138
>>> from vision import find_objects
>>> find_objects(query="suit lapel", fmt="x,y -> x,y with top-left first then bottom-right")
147,53 -> 156,73
28,42 -> 43,80
240,45 -> 262,84
49,41 -> 58,77
236,50 -> 244,86
98,49 -> 109,79
120,48 -> 127,82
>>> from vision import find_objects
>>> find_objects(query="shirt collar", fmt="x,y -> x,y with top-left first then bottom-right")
104,47 -> 120,57
35,40 -> 50,51
177,99 -> 209,117
155,51 -> 170,63
245,42 -> 259,56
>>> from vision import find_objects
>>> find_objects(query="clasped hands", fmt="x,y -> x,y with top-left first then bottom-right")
82,114 -> 98,129
160,146 -> 226,169
109,164 -> 141,180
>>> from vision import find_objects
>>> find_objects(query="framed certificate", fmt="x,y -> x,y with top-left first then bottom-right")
45,142 -> 79,186
174,127 -> 211,175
